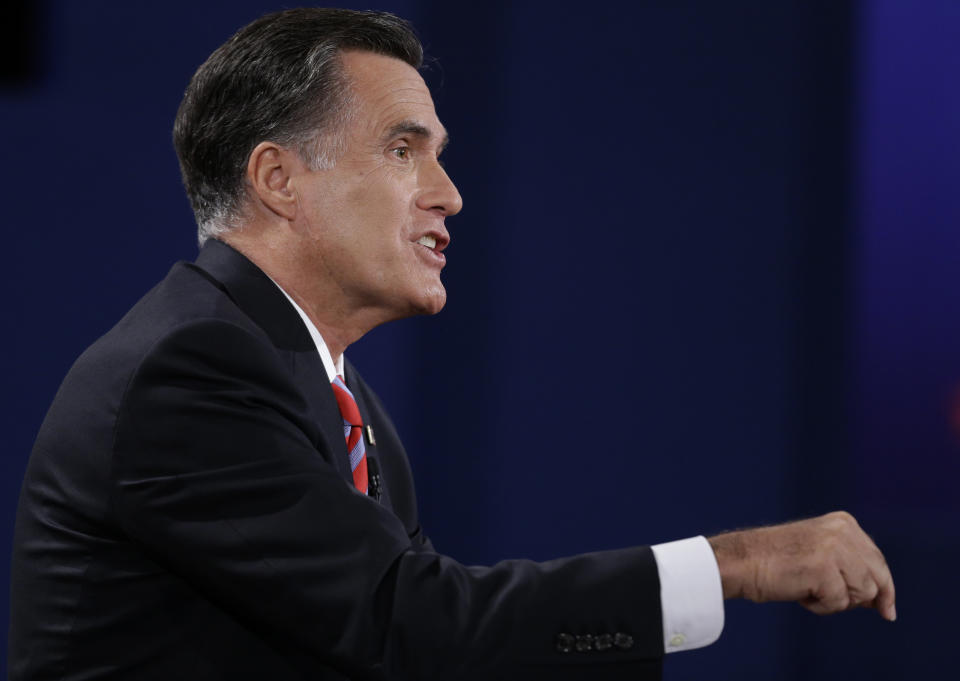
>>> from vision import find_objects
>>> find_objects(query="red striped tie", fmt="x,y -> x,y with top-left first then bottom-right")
331,375 -> 368,494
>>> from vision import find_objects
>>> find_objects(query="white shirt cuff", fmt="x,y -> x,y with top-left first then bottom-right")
650,535 -> 724,653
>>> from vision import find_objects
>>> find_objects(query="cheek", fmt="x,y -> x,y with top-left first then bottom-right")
344,188 -> 409,244
352,170 -> 415,215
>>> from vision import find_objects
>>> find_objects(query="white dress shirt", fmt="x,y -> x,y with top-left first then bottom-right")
272,282 -> 725,653
272,283 -> 343,382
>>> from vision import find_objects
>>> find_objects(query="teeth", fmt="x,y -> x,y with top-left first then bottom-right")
417,235 -> 437,249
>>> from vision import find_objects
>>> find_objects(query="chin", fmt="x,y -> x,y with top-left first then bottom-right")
412,285 -> 447,316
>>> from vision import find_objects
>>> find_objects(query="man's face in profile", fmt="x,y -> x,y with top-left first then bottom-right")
292,50 -> 462,322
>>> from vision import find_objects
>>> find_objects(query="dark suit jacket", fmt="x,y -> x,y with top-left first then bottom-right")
9,240 -> 664,680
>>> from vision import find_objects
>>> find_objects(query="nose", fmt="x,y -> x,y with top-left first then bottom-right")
417,161 -> 463,216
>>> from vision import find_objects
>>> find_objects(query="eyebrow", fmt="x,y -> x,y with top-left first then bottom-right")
383,120 -> 450,153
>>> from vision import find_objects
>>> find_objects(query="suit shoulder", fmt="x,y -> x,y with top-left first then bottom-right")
37,262 -> 277,453
76,261 -> 264,371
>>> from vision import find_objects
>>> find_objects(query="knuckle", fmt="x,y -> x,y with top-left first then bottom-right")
827,510 -> 856,527
853,577 -> 878,604
824,587 -> 850,611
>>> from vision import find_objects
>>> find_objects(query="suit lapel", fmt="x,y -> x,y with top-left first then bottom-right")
193,239 -> 353,484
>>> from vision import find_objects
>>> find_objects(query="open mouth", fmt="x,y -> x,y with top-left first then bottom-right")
413,234 -> 446,267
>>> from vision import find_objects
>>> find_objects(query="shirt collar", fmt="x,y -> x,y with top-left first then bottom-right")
269,279 -> 344,382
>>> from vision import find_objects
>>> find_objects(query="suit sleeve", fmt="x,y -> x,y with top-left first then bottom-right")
111,319 -> 664,680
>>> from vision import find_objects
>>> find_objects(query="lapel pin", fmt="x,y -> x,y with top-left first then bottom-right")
365,424 -> 376,446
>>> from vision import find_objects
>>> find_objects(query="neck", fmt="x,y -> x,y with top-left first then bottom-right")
222,229 -> 386,359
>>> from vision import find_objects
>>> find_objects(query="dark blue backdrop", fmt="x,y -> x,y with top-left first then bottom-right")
2,1 -> 956,678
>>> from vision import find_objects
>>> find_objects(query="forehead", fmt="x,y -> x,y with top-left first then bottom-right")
340,50 -> 444,139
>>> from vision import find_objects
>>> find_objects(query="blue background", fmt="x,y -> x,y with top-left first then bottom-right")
2,1 -> 957,678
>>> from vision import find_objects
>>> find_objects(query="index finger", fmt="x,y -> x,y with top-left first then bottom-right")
867,548 -> 896,621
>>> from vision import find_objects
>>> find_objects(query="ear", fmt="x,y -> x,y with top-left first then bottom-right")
246,141 -> 300,221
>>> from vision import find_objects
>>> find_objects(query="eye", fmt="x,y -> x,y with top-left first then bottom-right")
390,145 -> 411,160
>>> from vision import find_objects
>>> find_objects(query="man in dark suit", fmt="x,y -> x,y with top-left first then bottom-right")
8,8 -> 895,680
